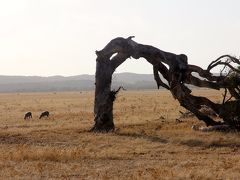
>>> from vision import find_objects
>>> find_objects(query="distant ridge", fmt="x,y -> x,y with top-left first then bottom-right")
0,73 -> 158,92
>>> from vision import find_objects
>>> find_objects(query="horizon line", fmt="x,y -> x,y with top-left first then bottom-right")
0,71 -> 223,78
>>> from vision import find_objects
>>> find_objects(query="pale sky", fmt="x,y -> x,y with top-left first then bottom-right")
0,0 -> 240,76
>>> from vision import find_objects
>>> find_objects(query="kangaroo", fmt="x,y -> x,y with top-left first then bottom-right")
39,111 -> 49,119
24,112 -> 32,120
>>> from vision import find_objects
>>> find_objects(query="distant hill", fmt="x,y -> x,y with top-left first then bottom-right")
0,73 -> 159,92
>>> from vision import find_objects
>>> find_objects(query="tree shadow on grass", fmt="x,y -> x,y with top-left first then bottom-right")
180,139 -> 240,148
113,126 -> 240,149
114,131 -> 168,144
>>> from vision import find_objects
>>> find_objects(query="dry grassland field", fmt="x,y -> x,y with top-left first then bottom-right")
0,89 -> 239,179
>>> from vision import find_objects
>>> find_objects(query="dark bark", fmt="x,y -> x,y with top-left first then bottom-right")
91,57 -> 114,132
92,37 -> 240,132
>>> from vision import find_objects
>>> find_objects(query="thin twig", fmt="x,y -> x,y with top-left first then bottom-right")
222,88 -> 228,104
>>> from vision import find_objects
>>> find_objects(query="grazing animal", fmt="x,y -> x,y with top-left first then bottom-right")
39,111 -> 49,119
24,112 -> 32,120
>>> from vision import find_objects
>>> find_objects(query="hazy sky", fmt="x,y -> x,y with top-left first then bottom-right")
0,0 -> 240,76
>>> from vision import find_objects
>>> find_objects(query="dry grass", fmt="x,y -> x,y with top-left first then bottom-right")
0,90 -> 239,179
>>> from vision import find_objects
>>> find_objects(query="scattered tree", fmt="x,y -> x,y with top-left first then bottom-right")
91,37 -> 240,132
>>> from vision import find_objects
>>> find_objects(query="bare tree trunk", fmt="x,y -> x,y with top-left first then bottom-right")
91,44 -> 129,132
90,58 -> 115,132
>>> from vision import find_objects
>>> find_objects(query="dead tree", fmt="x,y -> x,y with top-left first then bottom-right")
91,36 -> 240,132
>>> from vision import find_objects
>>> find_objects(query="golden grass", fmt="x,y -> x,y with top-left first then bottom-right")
0,90 -> 239,179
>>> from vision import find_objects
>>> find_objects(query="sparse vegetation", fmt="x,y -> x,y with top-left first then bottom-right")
0,90 -> 239,179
